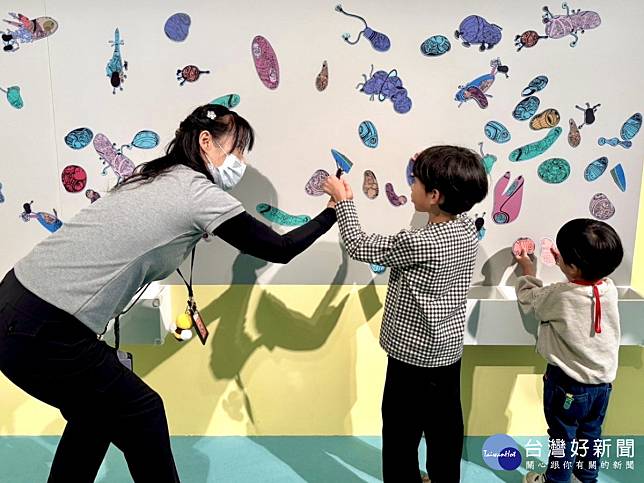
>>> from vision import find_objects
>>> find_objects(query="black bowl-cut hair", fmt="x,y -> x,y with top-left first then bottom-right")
412,145 -> 488,214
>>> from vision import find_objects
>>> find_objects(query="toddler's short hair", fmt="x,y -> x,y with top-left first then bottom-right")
556,218 -> 623,281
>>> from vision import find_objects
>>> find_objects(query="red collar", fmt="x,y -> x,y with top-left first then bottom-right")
571,279 -> 603,334
571,279 -> 603,287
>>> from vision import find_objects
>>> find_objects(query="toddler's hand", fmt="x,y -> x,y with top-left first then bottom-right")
514,249 -> 536,277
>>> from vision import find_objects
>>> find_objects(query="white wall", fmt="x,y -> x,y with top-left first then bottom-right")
1,0 -> 642,286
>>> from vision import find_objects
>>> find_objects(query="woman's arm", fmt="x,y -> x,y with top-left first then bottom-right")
212,208 -> 336,263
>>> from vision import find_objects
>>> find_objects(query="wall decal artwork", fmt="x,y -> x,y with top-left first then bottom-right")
610,164 -> 626,192
537,158 -> 570,184
514,30 -> 547,51
177,65 -> 209,86
540,238 -> 557,266
541,3 -> 601,47
210,94 -> 241,108
512,237 -> 535,257
621,113 -> 642,141
64,128 -> 94,150
575,102 -> 600,128
251,35 -> 280,89
493,172 -> 524,224
106,28 -> 127,94
85,189 -> 101,203
484,120 -> 511,144
331,149 -> 354,176
369,263 -> 386,274
315,61 -> 329,91
405,158 -> 414,186
362,170 -> 379,200
454,15 -> 502,51
164,13 -> 191,42
358,120 -> 378,148
20,201 -> 62,232
583,157 -> 608,182
0,84 -> 22,108
568,118 -> 581,147
530,109 -> 560,130
357,64 -> 411,113
515,3 -> 601,50
420,35 -> 451,57
128,130 -> 160,150
256,203 -> 311,226
475,212 -> 486,241
61,165 -> 88,193
479,142 -> 497,175
598,137 -> 631,149
509,127 -> 562,161
455,58 -> 508,109
93,133 -> 135,181
335,4 -> 391,52
521,75 -> 548,96
589,193 -> 615,220
385,183 -> 407,206
304,169 -> 330,196
598,113 -> 640,149
512,96 -> 540,121
2,12 -> 58,52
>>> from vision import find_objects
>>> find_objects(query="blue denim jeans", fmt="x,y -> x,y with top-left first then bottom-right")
543,364 -> 612,483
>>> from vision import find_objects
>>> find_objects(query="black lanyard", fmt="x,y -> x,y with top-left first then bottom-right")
105,247 -> 196,350
176,247 -> 196,302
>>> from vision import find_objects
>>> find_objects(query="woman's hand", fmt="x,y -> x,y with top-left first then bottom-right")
323,176 -> 353,202
327,196 -> 336,209
514,249 -> 536,277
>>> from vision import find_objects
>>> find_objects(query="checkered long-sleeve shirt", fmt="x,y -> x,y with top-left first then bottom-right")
335,200 -> 479,367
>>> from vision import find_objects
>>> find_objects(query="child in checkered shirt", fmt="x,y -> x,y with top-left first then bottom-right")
324,146 -> 488,483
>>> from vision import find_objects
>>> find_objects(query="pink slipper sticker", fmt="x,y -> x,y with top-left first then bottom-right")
540,238 -> 557,266
512,237 -> 535,257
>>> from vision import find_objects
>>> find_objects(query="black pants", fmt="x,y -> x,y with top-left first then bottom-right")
382,356 -> 463,483
0,269 -> 180,483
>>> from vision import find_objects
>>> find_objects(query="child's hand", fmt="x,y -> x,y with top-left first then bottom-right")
323,175 -> 353,202
514,249 -> 536,277
341,177 -> 354,200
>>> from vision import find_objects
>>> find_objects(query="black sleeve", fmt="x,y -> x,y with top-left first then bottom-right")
212,208 -> 337,264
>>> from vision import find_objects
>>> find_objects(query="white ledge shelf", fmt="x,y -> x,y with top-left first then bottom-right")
464,286 -> 643,346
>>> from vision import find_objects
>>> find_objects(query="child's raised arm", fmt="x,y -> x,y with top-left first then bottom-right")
514,250 -> 560,320
323,176 -> 431,267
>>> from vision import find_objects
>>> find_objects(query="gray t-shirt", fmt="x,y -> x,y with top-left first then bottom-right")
14,165 -> 243,333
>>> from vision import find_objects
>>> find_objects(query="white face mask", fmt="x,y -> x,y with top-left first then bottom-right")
206,140 -> 247,191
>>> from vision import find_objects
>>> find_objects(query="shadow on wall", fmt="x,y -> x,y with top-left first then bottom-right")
473,246 -> 523,287
202,249 -> 349,420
